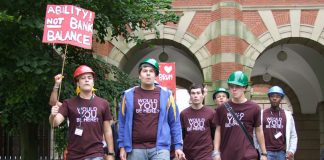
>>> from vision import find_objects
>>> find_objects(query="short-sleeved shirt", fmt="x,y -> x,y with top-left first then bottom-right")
262,108 -> 286,151
59,95 -> 112,160
215,100 -> 261,160
132,87 -> 161,148
180,106 -> 216,160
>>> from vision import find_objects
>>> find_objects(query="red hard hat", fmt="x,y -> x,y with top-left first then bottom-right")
73,65 -> 95,81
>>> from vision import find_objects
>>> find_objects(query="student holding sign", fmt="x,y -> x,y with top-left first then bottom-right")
49,74 -> 64,106
117,58 -> 186,160
49,65 -> 115,160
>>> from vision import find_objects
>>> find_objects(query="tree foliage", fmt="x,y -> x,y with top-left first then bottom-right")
0,0 -> 179,158
91,0 -> 180,42
0,0 -> 179,132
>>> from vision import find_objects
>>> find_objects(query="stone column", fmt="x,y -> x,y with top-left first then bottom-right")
208,0 -> 245,106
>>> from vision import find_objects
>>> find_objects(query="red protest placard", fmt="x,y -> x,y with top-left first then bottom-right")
157,63 -> 176,98
42,5 -> 95,49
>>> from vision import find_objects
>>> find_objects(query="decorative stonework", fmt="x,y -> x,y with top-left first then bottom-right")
244,9 -> 324,68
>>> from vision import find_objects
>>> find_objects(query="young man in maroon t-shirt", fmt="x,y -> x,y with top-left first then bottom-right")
118,58 -> 186,160
181,84 -> 216,160
262,86 -> 297,160
49,65 -> 115,160
213,71 -> 268,160
212,88 -> 229,107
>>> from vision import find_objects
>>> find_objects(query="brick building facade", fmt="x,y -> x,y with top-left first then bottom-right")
91,1 -> 324,159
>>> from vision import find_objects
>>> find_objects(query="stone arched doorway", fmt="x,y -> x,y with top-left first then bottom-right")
250,37 -> 324,159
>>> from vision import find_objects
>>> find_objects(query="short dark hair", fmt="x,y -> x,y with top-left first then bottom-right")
138,63 -> 158,76
212,92 -> 217,100
188,84 -> 204,94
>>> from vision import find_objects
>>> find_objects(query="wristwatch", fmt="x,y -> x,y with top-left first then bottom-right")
107,151 -> 115,156
212,150 -> 220,157
261,152 -> 267,156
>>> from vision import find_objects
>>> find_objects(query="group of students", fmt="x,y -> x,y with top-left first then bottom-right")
182,78 -> 297,160
49,58 -> 297,160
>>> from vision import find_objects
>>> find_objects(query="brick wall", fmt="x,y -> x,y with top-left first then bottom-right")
301,10 -> 318,26
212,62 -> 243,81
92,41 -> 114,57
187,11 -> 212,37
215,8 -> 243,20
272,10 -> 290,26
241,0 -> 323,5
205,36 -> 249,55
242,11 -> 268,37
172,0 -> 214,6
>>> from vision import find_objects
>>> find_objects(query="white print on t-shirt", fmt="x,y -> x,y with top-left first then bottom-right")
266,117 -> 283,129
76,107 -> 99,123
187,118 -> 206,131
136,98 -> 159,114
225,112 -> 244,128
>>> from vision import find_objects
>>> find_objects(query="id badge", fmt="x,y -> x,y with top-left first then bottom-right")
274,131 -> 282,139
75,126 -> 83,136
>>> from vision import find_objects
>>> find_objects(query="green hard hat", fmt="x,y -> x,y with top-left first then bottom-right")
212,87 -> 230,99
139,58 -> 159,75
227,71 -> 249,87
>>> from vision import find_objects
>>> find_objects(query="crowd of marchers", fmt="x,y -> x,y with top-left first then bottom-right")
49,58 -> 298,160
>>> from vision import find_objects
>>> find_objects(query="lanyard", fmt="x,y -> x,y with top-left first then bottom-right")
270,109 -> 281,117
77,94 -> 94,127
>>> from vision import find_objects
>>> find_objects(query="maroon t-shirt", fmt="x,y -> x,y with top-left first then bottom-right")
262,108 -> 286,151
180,106 -> 216,160
132,87 -> 161,148
59,95 -> 112,160
215,100 -> 261,160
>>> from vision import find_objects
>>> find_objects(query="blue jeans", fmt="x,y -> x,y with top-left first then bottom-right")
127,148 -> 170,160
84,157 -> 104,160
267,150 -> 286,160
